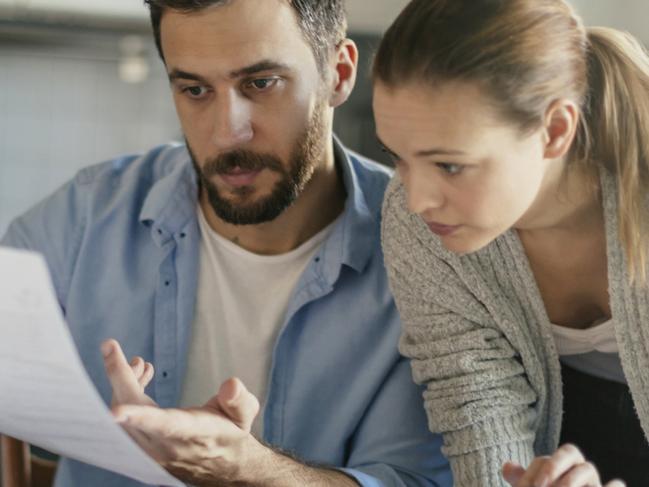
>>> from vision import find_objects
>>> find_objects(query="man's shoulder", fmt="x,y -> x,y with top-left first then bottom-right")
342,147 -> 394,213
344,148 -> 393,184
73,143 -> 189,189
1,142 -> 192,250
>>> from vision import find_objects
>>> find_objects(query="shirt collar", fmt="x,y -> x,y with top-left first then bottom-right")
319,136 -> 382,280
139,145 -> 198,247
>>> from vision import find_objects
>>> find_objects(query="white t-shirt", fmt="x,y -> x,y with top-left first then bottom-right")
552,318 -> 626,384
180,207 -> 336,437
552,318 -> 618,355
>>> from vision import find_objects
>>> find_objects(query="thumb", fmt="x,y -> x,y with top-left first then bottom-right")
502,461 -> 526,486
208,377 -> 260,433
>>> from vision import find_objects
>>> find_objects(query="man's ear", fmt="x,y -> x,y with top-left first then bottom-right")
328,39 -> 359,108
542,99 -> 580,160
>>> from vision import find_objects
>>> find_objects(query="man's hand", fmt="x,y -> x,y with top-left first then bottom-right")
101,339 -> 262,485
502,444 -> 626,487
101,339 -> 358,487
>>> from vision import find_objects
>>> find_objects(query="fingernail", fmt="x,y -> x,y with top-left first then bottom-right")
226,392 -> 240,406
114,412 -> 130,424
101,342 -> 113,358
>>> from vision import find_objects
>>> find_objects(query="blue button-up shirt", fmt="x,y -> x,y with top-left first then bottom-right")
1,139 -> 451,487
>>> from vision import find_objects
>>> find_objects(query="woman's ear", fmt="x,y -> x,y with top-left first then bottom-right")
328,39 -> 359,108
543,99 -> 580,160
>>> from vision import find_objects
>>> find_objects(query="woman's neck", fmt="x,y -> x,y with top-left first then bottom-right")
515,160 -> 601,237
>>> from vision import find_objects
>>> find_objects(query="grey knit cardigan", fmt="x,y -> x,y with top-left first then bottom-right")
381,170 -> 649,486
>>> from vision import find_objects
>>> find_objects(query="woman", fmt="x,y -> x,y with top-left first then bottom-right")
373,0 -> 649,486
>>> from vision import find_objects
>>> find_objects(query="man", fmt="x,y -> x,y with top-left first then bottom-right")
1,0 -> 451,486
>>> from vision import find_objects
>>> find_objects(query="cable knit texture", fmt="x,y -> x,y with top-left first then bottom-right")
382,169 -> 649,486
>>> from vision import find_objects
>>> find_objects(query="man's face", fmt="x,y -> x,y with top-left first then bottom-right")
160,0 -> 331,225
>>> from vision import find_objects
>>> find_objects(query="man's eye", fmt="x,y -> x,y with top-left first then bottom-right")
248,78 -> 278,91
183,86 -> 208,98
437,163 -> 463,175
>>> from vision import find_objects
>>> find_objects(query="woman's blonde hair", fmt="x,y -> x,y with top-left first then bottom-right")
373,0 -> 649,283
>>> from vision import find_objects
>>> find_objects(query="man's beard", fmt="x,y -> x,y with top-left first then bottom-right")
188,104 -> 327,226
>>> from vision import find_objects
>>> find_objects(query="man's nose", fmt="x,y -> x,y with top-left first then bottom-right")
405,171 -> 445,216
211,90 -> 254,151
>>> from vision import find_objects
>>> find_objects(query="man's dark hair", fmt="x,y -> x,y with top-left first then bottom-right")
143,0 -> 347,73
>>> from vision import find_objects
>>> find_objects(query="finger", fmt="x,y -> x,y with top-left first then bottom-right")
534,444 -> 587,486
113,404 -> 170,433
113,404 -> 226,443
605,481 -> 626,487
209,377 -> 260,433
554,461 -> 600,487
517,456 -> 551,486
139,362 -> 155,389
130,356 -> 155,389
102,339 -> 147,405
502,462 -> 526,486
130,356 -> 145,379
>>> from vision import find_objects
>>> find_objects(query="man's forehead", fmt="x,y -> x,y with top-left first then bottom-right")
159,0 -> 314,73
159,0 -> 301,46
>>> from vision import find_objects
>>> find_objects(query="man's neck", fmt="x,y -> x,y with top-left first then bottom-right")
200,143 -> 346,255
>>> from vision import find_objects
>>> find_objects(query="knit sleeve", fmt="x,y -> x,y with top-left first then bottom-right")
381,178 -> 538,486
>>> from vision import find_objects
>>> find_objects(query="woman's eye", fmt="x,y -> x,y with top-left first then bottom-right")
380,147 -> 402,166
437,163 -> 463,175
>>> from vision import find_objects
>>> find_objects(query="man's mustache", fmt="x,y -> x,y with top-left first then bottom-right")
202,150 -> 284,176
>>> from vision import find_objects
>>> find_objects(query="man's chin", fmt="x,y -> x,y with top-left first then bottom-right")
217,189 -> 272,206
204,195 -> 288,226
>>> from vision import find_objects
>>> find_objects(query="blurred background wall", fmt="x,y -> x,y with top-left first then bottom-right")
0,0 -> 647,235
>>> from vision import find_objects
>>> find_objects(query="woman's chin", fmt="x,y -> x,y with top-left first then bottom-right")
439,231 -> 496,256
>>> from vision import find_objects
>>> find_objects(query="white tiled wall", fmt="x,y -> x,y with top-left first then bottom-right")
0,33 -> 180,235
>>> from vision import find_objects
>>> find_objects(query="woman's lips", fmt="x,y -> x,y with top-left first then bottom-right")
425,221 -> 461,236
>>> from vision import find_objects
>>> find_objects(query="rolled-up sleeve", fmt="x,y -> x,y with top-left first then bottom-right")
381,178 -> 538,486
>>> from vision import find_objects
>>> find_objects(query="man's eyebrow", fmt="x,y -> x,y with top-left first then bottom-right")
168,69 -> 207,83
376,135 -> 465,158
229,60 -> 292,78
167,60 -> 291,84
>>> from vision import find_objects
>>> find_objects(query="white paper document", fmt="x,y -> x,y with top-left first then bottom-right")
0,247 -> 183,487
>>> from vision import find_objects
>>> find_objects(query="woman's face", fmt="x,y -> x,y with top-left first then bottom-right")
373,80 -> 554,255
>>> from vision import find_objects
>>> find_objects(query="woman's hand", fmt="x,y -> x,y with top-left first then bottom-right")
502,444 -> 626,487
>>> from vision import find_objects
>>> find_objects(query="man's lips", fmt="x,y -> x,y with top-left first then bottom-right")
218,168 -> 262,188
425,220 -> 461,236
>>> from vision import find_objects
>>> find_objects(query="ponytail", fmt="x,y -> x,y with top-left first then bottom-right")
573,27 -> 649,283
